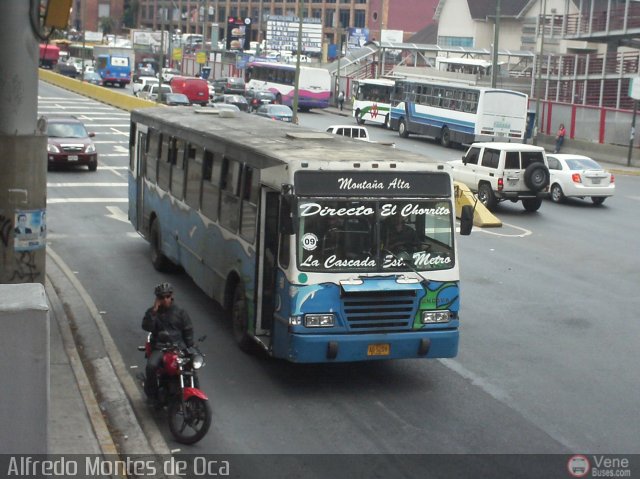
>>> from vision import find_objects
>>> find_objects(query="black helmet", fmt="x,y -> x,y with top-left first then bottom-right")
154,282 -> 173,297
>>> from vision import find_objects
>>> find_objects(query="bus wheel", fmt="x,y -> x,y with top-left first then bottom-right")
355,110 -> 365,125
399,119 -> 409,138
440,127 -> 451,148
276,93 -> 282,105
384,115 -> 390,129
150,219 -> 172,272
232,282 -> 254,352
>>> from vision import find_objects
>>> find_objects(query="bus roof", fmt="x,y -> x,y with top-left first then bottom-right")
131,106 -> 443,171
394,76 -> 526,94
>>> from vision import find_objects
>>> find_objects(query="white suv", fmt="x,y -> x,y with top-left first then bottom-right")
449,142 -> 550,212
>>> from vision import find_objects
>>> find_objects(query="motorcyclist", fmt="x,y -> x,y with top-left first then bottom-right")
142,282 -> 194,404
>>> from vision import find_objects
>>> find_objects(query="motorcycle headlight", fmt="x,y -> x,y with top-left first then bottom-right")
85,143 -> 96,153
191,353 -> 205,369
47,144 -> 60,153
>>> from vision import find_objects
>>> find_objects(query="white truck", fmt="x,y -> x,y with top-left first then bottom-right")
448,142 -> 550,212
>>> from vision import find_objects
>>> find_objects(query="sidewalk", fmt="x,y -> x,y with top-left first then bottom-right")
45,247 -> 173,472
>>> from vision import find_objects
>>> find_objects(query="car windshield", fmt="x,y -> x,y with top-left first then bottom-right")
566,158 -> 601,170
227,95 -> 246,102
297,199 -> 455,272
47,122 -> 88,138
165,94 -> 189,103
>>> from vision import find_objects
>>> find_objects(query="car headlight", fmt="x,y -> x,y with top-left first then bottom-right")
304,313 -> 335,328
85,143 -> 96,153
47,144 -> 60,153
421,310 -> 451,324
191,353 -> 205,370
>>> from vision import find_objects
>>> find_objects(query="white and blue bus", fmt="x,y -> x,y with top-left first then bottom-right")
352,78 -> 395,128
389,78 -> 528,147
128,107 -> 473,363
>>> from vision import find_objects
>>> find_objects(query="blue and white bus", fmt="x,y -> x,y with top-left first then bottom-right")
128,107 -> 473,363
96,54 -> 131,88
389,78 -> 528,147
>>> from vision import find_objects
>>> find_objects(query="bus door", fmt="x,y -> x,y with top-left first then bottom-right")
256,188 -> 280,335
131,129 -> 147,231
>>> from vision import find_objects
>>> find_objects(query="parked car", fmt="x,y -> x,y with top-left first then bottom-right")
82,71 -> 103,86
160,93 -> 191,106
212,94 -> 249,111
448,142 -> 550,212
211,76 -> 246,94
139,84 -> 172,102
255,104 -> 294,122
44,116 -> 98,171
546,154 -> 615,205
245,89 -> 277,112
133,76 -> 159,96
170,77 -> 209,106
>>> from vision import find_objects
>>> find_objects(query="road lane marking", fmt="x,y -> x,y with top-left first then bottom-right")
105,206 -> 130,224
474,221 -> 532,237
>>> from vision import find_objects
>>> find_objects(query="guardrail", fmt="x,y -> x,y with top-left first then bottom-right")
39,69 -> 158,111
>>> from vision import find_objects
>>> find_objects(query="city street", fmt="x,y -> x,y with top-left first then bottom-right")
39,81 -> 640,460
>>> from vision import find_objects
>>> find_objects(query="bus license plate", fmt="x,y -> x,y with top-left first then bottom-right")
68,155 -> 78,161
367,343 -> 390,356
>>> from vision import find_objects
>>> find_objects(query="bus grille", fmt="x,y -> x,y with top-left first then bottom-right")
342,290 -> 417,332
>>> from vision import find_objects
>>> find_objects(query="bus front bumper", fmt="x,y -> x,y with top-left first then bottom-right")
282,329 -> 459,363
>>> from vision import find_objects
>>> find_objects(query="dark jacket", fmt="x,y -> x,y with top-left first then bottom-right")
142,303 -> 194,348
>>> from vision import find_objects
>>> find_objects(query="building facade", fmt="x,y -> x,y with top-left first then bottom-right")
135,0 -> 438,46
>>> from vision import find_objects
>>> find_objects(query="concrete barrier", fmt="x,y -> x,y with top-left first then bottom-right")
39,69 -> 158,111
454,182 -> 502,228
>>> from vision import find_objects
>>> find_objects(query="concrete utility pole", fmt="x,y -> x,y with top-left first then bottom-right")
0,0 -> 47,284
292,0 -> 304,124
533,0 -> 547,146
491,0 -> 501,88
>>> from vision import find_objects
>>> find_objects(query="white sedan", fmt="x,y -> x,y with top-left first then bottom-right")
546,154 -> 615,205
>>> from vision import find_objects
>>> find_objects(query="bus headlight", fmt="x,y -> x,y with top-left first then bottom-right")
421,310 -> 451,324
304,314 -> 335,328
289,315 -> 302,326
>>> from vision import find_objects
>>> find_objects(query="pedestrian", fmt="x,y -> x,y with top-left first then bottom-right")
554,123 -> 566,153
338,90 -> 345,111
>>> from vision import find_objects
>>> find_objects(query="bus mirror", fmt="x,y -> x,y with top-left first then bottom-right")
462,155 -> 468,164
279,194 -> 296,235
460,205 -> 473,236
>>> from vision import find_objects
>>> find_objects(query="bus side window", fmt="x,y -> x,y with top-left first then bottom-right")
185,144 -> 203,210
157,135 -> 172,192
201,150 -> 219,221
219,157 -> 241,233
146,129 -> 159,183
171,139 -> 186,200
240,166 -> 259,242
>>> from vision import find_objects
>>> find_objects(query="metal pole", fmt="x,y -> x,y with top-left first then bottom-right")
81,0 -> 86,78
292,0 -> 304,124
158,5 -> 165,100
628,100 -> 637,166
491,0 -> 501,88
533,0 -> 547,146
335,25 -> 341,107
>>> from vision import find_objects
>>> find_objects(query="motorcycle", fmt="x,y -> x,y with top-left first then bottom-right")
138,332 -> 212,444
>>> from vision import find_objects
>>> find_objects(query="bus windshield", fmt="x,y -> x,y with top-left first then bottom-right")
297,199 -> 454,273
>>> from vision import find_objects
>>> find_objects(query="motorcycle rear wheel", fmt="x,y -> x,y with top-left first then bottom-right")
168,396 -> 212,444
